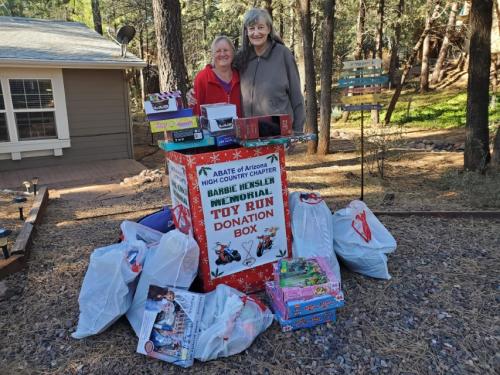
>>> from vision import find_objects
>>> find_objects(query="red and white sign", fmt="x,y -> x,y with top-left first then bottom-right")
167,145 -> 292,293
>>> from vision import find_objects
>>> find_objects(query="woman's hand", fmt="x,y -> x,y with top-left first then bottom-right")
186,88 -> 197,107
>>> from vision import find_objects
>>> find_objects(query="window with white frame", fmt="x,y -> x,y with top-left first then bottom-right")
0,84 -> 8,142
9,79 -> 57,140
0,68 -> 70,160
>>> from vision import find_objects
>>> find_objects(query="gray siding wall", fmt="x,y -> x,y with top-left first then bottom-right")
0,69 -> 133,171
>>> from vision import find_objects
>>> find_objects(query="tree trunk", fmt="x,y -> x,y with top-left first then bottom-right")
492,126 -> 500,167
375,0 -> 385,59
152,0 -> 189,100
354,0 -> 366,60
318,0 -> 336,155
420,34 -> 431,92
389,0 -> 404,88
384,2 -> 440,125
464,0 -> 493,172
298,0 -> 318,154
264,0 -> 273,19
91,0 -> 103,35
431,1 -> 458,84
419,1 -> 435,93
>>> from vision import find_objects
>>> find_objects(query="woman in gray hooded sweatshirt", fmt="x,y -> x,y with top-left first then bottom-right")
234,8 -> 305,133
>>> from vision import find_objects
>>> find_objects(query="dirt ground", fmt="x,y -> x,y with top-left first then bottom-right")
0,122 -> 498,374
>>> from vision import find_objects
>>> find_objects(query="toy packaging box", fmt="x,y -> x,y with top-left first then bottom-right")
150,116 -> 198,133
274,257 -> 341,302
200,103 -> 238,134
158,132 -> 214,152
136,284 -> 205,368
238,133 -> 318,148
165,128 -> 204,143
144,91 -> 184,121
213,132 -> 237,147
166,145 -> 292,293
265,281 -> 344,320
274,307 -> 336,332
234,115 -> 292,140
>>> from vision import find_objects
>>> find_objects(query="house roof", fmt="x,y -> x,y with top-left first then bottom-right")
0,16 -> 146,69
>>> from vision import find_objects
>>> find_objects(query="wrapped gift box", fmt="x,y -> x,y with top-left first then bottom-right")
274,257 -> 341,302
234,115 -> 292,140
274,307 -> 336,332
166,145 -> 292,293
265,281 -> 344,320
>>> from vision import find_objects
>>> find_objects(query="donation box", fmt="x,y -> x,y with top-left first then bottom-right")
167,145 -> 292,293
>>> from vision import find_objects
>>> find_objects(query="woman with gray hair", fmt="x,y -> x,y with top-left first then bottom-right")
193,35 -> 242,116
234,8 -> 305,132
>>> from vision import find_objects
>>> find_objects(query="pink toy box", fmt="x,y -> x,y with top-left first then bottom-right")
273,257 -> 341,302
265,281 -> 344,320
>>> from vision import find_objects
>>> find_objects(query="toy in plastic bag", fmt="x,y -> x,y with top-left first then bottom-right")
137,206 -> 175,234
289,192 -> 341,283
195,284 -> 273,362
72,221 -> 158,339
332,200 -> 397,279
127,206 -> 200,336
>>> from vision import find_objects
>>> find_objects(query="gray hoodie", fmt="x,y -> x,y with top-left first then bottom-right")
239,42 -> 305,132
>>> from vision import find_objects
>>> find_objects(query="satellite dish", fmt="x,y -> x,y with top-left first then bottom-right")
116,25 -> 136,58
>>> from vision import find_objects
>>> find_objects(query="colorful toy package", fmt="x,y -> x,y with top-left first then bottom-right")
274,257 -> 340,302
136,285 -> 205,368
274,307 -> 337,332
265,281 -> 344,320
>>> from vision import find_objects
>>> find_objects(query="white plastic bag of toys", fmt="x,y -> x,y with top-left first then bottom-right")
127,206 -> 200,336
332,200 -> 397,279
72,221 -> 159,339
289,192 -> 341,283
195,284 -> 273,362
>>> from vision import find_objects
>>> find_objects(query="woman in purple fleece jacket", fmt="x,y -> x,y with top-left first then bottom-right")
234,8 -> 305,132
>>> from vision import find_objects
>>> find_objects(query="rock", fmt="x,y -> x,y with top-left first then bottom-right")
415,142 -> 426,149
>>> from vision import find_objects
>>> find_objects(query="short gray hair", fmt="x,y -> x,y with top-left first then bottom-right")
210,35 -> 235,64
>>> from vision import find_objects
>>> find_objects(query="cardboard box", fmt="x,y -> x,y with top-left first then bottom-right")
165,128 -> 204,143
146,108 -> 193,122
144,91 -> 184,120
201,103 -> 237,120
265,281 -> 344,320
234,115 -> 292,140
158,135 -> 214,151
200,116 -> 235,134
213,133 -> 236,147
273,257 -> 341,302
150,116 -> 198,133
274,307 -> 336,332
166,145 -> 292,293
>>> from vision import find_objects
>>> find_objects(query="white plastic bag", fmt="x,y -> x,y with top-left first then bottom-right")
126,229 -> 200,336
121,219 -> 163,245
195,284 -> 273,362
289,192 -> 341,283
332,200 -> 397,279
72,222 -> 154,339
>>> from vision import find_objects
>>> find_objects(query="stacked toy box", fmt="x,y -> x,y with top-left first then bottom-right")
199,103 -> 238,147
265,257 -> 344,332
145,91 -> 214,151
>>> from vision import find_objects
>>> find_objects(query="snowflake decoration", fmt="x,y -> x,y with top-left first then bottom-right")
209,153 -> 220,164
282,186 -> 289,197
188,172 -> 197,182
201,258 -> 209,266
231,149 -> 242,160
192,196 -> 200,206
252,148 -> 262,157
186,155 -> 195,167
257,271 -> 265,278
237,277 -> 246,284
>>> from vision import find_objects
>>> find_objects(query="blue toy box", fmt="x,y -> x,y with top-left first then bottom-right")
274,308 -> 336,332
